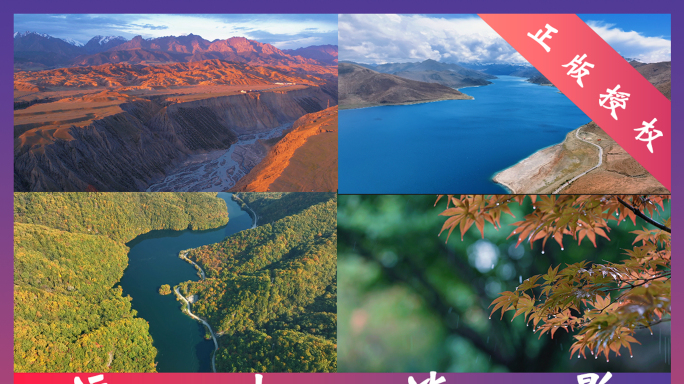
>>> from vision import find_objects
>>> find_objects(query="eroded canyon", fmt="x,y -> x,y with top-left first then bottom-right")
14,36 -> 338,192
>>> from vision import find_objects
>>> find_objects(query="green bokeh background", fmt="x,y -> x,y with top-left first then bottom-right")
337,195 -> 671,373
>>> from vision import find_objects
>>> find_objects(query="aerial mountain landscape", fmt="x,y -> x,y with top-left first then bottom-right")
14,30 -> 338,192
14,32 -> 334,71
14,192 -> 337,372
338,14 -> 670,194
284,45 -> 338,66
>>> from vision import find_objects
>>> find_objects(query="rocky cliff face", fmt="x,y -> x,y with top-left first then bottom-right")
230,106 -> 338,192
170,88 -> 336,135
14,86 -> 336,192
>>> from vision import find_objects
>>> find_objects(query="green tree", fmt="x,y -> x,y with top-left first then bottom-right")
183,193 -> 338,372
159,285 -> 172,295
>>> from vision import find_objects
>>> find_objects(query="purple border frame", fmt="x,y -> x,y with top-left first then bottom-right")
3,2 -> 679,383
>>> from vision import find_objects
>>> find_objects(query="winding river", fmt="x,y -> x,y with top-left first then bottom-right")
146,124 -> 291,192
118,192 -> 254,372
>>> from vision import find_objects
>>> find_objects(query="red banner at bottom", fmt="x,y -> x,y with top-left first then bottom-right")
13,372 -> 671,384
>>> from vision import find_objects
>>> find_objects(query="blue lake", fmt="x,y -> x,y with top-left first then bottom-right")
338,76 -> 591,194
118,192 -> 253,372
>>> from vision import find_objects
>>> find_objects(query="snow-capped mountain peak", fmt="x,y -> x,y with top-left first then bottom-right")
14,31 -> 52,39
61,37 -> 84,47
14,31 -> 84,46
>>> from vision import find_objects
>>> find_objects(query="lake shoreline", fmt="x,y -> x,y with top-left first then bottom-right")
339,94 -> 474,110
173,283 -> 218,373
492,142 -> 564,193
491,124 -> 603,194
231,194 -> 258,228
120,192 -> 254,373
173,195 -> 257,372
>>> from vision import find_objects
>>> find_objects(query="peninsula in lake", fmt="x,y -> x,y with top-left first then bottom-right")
338,59 -> 555,110
14,192 -> 337,372
493,60 -> 670,194
14,14 -> 338,192
339,62 -> 473,109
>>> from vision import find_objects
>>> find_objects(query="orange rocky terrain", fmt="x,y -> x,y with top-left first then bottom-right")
14,60 -> 331,90
230,106 -> 338,192
14,58 -> 337,192
15,90 -> 134,146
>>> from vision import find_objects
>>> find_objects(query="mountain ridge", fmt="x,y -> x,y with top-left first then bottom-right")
14,32 -> 337,71
339,62 -> 472,109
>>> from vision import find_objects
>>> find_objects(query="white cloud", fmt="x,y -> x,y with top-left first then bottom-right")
586,21 -> 671,63
339,14 -> 672,65
339,14 -> 526,64
115,14 -> 336,43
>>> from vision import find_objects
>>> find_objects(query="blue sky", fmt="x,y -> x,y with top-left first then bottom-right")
13,14 -> 338,50
578,14 -> 671,39
339,14 -> 671,64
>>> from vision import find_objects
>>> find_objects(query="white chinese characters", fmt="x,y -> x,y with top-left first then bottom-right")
599,85 -> 630,120
527,24 -> 558,52
74,374 -> 105,384
635,118 -> 663,153
409,371 -> 446,384
577,372 -> 612,384
562,54 -> 594,88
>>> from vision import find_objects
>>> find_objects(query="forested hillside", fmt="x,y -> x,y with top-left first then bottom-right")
15,193 -> 229,242
14,193 -> 230,372
234,192 -> 335,226
180,193 -> 337,372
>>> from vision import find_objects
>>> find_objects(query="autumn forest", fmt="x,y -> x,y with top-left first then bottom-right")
14,192 -> 337,373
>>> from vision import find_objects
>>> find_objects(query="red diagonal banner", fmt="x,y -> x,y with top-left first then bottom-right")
479,14 -> 671,191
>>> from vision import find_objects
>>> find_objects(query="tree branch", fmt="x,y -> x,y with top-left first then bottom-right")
599,272 -> 671,293
617,197 -> 671,233
634,318 -> 671,329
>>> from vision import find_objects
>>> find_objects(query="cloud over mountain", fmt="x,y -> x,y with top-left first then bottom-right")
339,14 -> 671,65
339,14 -> 525,65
